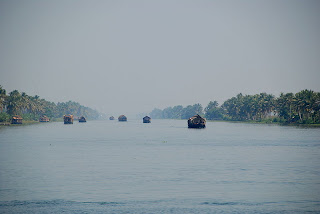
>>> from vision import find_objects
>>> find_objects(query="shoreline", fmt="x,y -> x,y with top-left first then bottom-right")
1,119 -> 319,128
156,118 -> 320,128
206,119 -> 320,127
0,117 -> 64,126
0,121 -> 40,126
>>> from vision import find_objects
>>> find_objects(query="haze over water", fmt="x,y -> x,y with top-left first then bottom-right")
0,120 -> 320,213
1,1 -> 320,213
1,0 -> 320,116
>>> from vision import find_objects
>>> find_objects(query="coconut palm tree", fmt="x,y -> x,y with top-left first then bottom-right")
0,86 -> 7,112
6,90 -> 23,115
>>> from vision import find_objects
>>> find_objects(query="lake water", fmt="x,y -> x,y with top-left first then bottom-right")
0,119 -> 320,213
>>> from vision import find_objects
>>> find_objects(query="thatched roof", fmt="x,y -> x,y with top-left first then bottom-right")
188,114 -> 206,128
188,114 -> 206,124
12,115 -> 22,120
64,114 -> 73,118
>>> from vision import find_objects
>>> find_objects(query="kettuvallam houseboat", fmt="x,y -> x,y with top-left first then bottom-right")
39,115 -> 49,122
11,115 -> 23,124
64,115 -> 74,124
109,116 -> 115,120
188,114 -> 206,128
79,116 -> 86,122
118,115 -> 127,122
143,116 -> 151,123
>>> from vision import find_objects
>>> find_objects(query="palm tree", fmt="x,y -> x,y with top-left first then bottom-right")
222,96 -> 240,120
20,92 -> 31,114
205,101 -> 219,113
6,90 -> 23,115
0,86 -> 7,112
294,90 -> 314,122
276,92 -> 294,122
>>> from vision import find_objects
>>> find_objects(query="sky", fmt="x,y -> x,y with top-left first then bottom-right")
1,0 -> 320,117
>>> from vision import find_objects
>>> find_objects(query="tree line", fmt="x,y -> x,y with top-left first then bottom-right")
150,89 -> 320,124
0,86 -> 100,122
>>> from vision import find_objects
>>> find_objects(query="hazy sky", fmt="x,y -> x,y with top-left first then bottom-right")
1,0 -> 319,117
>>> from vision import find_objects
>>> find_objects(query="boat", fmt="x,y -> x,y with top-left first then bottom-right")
188,114 -> 206,128
109,116 -> 115,120
64,115 -> 74,124
11,115 -> 23,124
39,115 -> 49,122
143,116 -> 151,123
118,115 -> 127,121
79,116 -> 86,122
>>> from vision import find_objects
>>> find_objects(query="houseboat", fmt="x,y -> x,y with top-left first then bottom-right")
64,115 -> 74,124
39,115 -> 49,122
79,116 -> 86,122
118,115 -> 127,122
143,116 -> 151,123
11,115 -> 23,124
188,114 -> 206,128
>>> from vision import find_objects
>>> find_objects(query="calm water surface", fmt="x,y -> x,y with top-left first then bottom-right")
0,119 -> 320,213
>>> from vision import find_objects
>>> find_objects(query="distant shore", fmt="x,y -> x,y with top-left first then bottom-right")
0,120 -> 40,126
0,118 -> 65,126
206,119 -> 320,127
1,118 -> 319,128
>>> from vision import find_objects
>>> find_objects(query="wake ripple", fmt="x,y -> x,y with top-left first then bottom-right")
1,199 -> 320,214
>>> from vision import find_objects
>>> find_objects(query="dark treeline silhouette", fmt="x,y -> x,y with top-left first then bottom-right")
150,104 -> 203,120
150,90 -> 320,124
0,86 -> 100,122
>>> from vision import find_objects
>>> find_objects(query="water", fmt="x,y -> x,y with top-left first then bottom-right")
0,120 -> 320,213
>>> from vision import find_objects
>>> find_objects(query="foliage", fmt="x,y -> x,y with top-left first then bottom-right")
222,93 -> 275,121
205,101 -> 225,120
0,112 -> 10,122
150,104 -> 203,120
0,86 -> 7,112
0,85 -> 101,121
181,104 -> 203,119
275,90 -> 320,124
149,108 -> 163,119
150,90 -> 320,124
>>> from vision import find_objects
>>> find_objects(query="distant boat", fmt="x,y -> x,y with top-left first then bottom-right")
39,115 -> 49,122
143,116 -> 151,123
64,115 -> 73,124
79,116 -> 86,122
109,116 -> 115,120
188,114 -> 206,128
11,115 -> 23,124
118,115 -> 127,122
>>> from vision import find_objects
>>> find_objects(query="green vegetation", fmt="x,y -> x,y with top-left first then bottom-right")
0,85 -> 100,123
150,104 -> 203,119
150,90 -> 320,125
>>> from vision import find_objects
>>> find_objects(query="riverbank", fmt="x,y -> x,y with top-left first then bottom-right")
207,119 -> 320,127
0,120 -> 40,126
1,118 -> 319,128
0,117 -> 65,126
